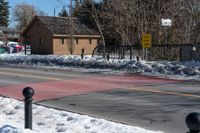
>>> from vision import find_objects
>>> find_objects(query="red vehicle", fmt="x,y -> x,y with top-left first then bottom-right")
7,42 -> 23,51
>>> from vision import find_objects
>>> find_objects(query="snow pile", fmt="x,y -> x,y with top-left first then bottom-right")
0,96 -> 163,133
0,54 -> 200,80
126,60 -> 200,80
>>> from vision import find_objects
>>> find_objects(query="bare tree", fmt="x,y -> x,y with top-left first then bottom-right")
103,0 -> 197,45
12,3 -> 47,31
104,0 -> 158,45
172,0 -> 200,44
103,0 -> 127,45
80,0 -> 106,46
90,1 -> 106,46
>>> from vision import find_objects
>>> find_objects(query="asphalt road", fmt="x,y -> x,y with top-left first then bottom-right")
39,82 -> 200,133
0,65 -> 199,133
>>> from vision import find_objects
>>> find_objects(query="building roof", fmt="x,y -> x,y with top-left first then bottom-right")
23,16 -> 100,37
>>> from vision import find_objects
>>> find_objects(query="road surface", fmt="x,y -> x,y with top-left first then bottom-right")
0,65 -> 199,133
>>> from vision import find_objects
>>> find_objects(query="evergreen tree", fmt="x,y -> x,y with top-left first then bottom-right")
0,0 -> 9,27
76,1 -> 97,29
58,6 -> 68,17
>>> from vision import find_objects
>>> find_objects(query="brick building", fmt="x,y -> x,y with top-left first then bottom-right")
22,16 -> 101,55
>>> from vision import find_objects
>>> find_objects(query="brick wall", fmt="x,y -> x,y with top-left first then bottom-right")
53,37 -> 98,55
24,18 -> 99,55
26,20 -> 53,54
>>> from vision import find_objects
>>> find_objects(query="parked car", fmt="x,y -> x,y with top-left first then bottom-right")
0,41 -> 9,53
7,41 -> 23,51
26,44 -> 31,50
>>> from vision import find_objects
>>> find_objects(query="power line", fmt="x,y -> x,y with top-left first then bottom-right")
56,0 -> 66,6
55,0 -> 67,15
69,0 -> 75,54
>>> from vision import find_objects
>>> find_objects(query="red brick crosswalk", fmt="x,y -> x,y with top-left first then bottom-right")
0,75 -> 181,101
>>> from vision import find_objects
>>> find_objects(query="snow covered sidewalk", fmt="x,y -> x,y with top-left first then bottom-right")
0,96 -> 164,133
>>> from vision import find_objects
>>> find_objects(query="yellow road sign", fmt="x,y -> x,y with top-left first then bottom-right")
142,33 -> 151,48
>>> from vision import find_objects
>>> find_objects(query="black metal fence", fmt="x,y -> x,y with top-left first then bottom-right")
92,44 -> 194,61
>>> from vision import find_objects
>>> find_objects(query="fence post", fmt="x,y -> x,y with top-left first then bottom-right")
23,87 -> 34,130
107,54 -> 110,61
130,48 -> 132,60
136,56 -> 139,61
81,48 -> 85,59
185,112 -> 200,133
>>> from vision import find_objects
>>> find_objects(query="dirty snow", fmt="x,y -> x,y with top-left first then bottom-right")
0,53 -> 200,80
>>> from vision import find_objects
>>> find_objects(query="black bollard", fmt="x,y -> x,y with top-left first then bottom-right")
23,87 -> 34,130
185,112 -> 200,133
107,54 -> 110,61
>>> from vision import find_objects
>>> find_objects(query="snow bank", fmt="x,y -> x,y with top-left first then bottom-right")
0,96 -> 163,133
0,54 -> 200,80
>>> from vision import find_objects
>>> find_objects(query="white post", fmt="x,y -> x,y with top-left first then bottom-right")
145,48 -> 148,61
142,48 -> 144,60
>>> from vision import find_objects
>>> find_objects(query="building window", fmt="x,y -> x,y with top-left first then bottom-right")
89,38 -> 92,44
61,38 -> 64,44
76,38 -> 79,44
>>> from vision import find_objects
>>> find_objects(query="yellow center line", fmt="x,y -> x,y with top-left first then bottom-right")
129,88 -> 200,99
0,71 -> 60,81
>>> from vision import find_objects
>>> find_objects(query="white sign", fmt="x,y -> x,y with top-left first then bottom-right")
161,19 -> 172,27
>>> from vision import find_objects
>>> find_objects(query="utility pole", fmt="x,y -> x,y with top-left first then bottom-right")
68,0 -> 74,54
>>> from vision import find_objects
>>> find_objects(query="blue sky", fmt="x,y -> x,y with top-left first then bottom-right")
8,0 -> 69,27
9,0 -> 69,16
